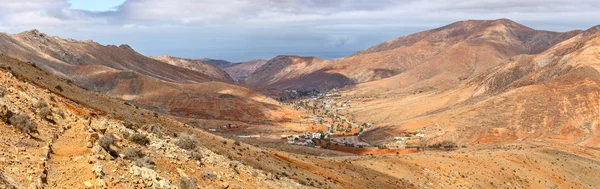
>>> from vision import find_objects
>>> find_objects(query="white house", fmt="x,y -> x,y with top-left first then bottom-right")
312,133 -> 322,139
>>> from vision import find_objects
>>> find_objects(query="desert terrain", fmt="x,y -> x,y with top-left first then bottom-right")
1,18 -> 600,189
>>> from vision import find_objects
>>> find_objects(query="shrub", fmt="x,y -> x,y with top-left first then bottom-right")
123,121 -> 138,130
218,94 -> 236,99
38,107 -> 53,122
8,114 -> 37,134
34,100 -> 48,109
0,86 -> 6,97
134,157 -> 156,169
142,123 -> 164,137
175,133 -> 197,150
54,85 -> 63,92
179,176 -> 198,189
122,148 -> 145,160
0,105 -> 13,123
129,133 -> 150,146
99,134 -> 117,151
188,150 -> 203,162
201,172 -> 217,181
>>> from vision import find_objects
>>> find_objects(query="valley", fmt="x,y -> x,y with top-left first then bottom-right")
2,17 -> 600,189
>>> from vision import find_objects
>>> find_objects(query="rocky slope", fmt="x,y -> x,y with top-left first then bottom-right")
245,55 -> 352,91
225,59 -> 269,81
0,63 -> 305,189
0,52 -> 413,189
0,30 -> 303,123
245,19 -> 581,92
352,24 -> 600,148
202,58 -> 235,69
150,55 -> 233,82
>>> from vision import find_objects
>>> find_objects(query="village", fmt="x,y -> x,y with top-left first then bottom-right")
282,89 -> 437,152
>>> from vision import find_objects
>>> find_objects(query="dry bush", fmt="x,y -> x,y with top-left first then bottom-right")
175,133 -> 197,150
201,172 -> 217,181
34,100 -> 48,109
0,105 -> 13,123
38,107 -> 54,122
129,133 -> 150,146
8,113 -> 37,134
122,148 -> 145,160
99,134 -> 117,151
142,123 -> 164,137
188,150 -> 203,162
179,176 -> 198,189
0,86 -> 6,97
123,121 -> 139,130
134,157 -> 156,169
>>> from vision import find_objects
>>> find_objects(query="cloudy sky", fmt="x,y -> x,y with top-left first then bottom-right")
0,0 -> 599,62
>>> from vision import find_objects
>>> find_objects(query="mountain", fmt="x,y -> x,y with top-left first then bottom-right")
0,30 -> 302,123
245,19 -> 581,92
2,54 -> 600,189
244,55 -> 351,91
224,59 -> 268,81
0,30 -> 218,83
0,55 -> 410,189
351,24 -> 600,148
201,58 -> 235,69
150,55 -> 233,81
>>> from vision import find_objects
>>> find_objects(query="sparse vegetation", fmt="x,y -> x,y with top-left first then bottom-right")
34,100 -> 48,108
54,85 -> 63,92
129,133 -> 150,146
179,176 -> 198,189
201,172 -> 217,181
134,156 -> 156,169
8,113 -> 37,134
38,107 -> 54,123
122,148 -> 145,160
99,134 -> 118,156
142,123 -> 164,137
188,150 -> 203,162
218,94 -> 237,99
0,86 -> 6,97
175,133 -> 197,150
123,121 -> 139,130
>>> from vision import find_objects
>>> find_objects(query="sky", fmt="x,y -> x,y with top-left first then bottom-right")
0,0 -> 599,62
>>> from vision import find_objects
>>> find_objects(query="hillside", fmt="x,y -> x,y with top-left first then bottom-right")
0,53 -> 413,189
0,30 -> 303,123
150,55 -> 233,82
351,25 -> 600,148
201,58 -> 235,69
224,59 -> 269,81
245,55 -> 351,91
245,19 -> 581,92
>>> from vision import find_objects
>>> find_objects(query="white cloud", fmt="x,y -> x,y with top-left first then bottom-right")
0,0 -> 599,61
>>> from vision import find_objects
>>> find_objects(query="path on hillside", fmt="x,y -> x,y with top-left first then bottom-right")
46,120 -> 95,188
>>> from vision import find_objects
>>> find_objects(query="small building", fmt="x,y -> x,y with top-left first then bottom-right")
312,133 -> 322,139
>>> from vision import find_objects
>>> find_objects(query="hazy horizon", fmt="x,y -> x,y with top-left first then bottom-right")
1,0 -> 599,62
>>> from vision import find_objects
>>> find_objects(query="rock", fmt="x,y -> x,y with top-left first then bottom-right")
88,156 -> 97,164
93,164 -> 104,178
222,182 -> 230,189
83,181 -> 93,188
201,172 -> 218,181
96,179 -> 107,188
87,142 -> 93,148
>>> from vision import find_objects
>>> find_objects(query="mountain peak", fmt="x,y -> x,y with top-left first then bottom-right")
18,29 -> 47,38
